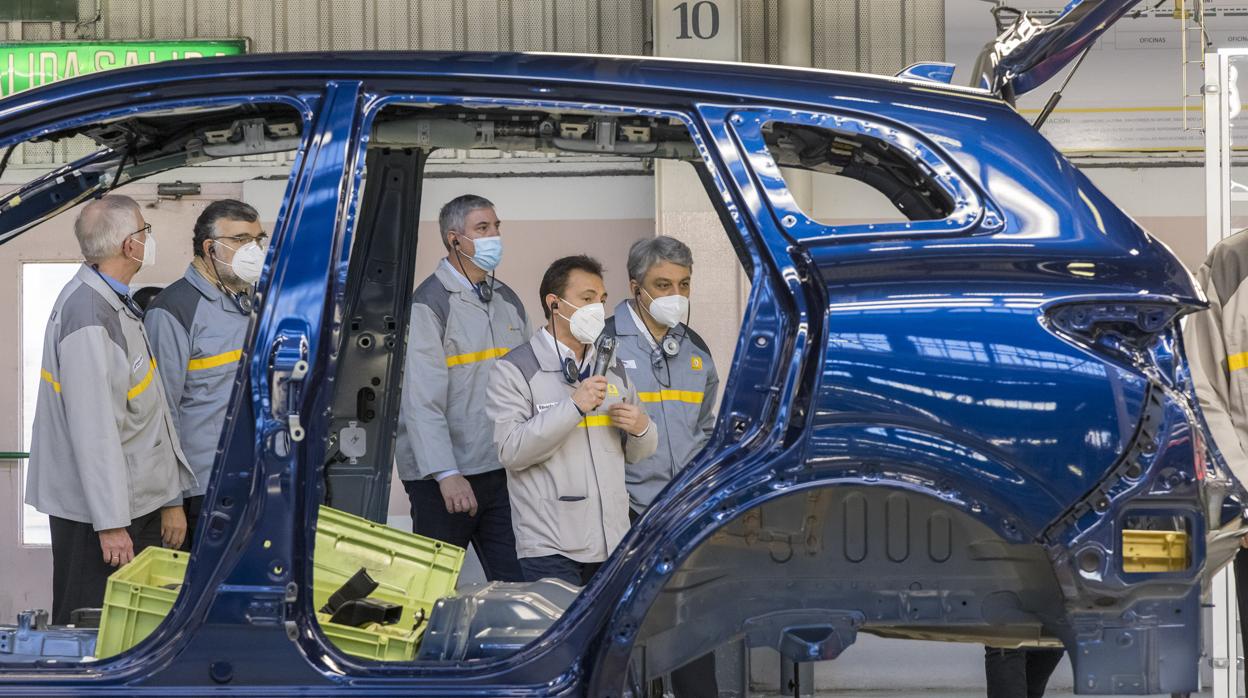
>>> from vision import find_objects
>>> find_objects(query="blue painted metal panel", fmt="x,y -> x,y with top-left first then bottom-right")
896,62 -> 956,85
0,52 -> 1232,695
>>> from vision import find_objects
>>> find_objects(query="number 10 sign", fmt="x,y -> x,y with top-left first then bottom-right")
654,0 -> 740,61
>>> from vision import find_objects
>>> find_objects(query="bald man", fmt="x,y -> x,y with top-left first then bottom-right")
26,195 -> 195,624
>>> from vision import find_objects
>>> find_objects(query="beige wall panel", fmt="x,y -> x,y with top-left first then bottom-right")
282,0 -> 320,51
654,161 -> 746,402
0,182 -> 246,622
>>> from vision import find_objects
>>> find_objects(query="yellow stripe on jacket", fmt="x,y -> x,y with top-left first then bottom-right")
187,349 -> 244,371
128,359 -> 157,400
446,347 -> 510,368
637,389 -> 704,404
40,369 -> 60,393
577,415 -> 612,428
1229,352 -> 1248,373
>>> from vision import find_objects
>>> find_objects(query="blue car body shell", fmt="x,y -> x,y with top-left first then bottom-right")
0,50 -> 1235,696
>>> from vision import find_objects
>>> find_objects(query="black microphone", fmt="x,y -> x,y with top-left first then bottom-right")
591,334 -> 617,377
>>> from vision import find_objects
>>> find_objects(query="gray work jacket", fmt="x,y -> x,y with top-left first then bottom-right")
26,264 -> 195,531
487,331 -> 658,563
1185,228 -> 1248,486
606,302 -> 719,512
395,262 -> 530,480
145,265 -> 251,497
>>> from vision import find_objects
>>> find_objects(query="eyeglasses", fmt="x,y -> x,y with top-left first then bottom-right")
216,232 -> 269,246
127,223 -> 152,240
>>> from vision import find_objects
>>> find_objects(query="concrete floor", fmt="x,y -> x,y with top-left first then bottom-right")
807,694 -> 1206,698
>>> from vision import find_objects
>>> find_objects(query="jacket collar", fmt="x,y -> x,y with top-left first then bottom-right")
436,258 -> 475,292
435,259 -> 491,307
186,263 -> 250,316
186,263 -> 224,301
612,301 -> 642,336
532,327 -> 603,375
77,263 -> 127,314
528,331 -> 564,373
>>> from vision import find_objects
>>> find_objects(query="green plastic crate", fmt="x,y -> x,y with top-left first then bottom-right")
96,506 -> 466,661
96,546 -> 188,658
317,612 -> 420,662
312,505 -> 465,641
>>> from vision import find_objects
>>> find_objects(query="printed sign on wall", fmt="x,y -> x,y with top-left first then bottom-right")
654,0 -> 740,60
0,39 -> 249,99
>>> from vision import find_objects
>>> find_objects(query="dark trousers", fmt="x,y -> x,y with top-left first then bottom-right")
985,647 -> 1065,698
518,554 -> 601,586
403,469 -> 523,582
181,495 -> 204,552
49,510 -> 163,625
627,509 -> 718,698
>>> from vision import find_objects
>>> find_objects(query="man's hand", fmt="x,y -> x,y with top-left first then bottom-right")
161,505 -> 188,549
439,474 -> 478,516
572,376 -> 608,414
609,402 -> 651,436
1241,532 -> 1248,548
99,528 -> 135,567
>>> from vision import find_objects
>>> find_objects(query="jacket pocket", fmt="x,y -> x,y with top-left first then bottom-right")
125,447 -> 174,514
549,451 -> 589,500
597,390 -> 626,454
545,496 -> 592,553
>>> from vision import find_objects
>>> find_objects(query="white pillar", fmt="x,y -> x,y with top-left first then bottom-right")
1206,49 -> 1240,698
652,0 -> 746,393
777,0 -> 814,213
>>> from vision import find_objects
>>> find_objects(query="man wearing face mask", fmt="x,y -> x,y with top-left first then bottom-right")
486,255 -> 657,586
604,236 -> 720,697
396,194 -> 529,582
28,195 -> 196,624
146,199 -> 265,548
607,236 -> 719,515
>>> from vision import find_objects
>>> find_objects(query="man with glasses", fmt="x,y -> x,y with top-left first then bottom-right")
146,199 -> 266,549
603,236 -> 719,697
27,195 -> 195,624
396,194 -> 529,581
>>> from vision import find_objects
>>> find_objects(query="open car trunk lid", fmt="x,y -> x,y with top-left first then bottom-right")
971,0 -> 1145,99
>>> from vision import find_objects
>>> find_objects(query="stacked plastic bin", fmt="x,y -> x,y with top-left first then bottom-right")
95,506 -> 465,661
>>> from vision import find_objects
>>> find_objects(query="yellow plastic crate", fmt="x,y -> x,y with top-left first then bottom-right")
1122,529 -> 1189,573
312,505 -> 465,645
316,613 -> 420,662
96,547 -> 187,659
96,506 -> 465,661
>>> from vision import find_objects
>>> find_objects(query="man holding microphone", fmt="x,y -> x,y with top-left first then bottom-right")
487,255 -> 657,586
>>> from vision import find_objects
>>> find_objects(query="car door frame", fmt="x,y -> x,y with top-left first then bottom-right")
267,83 -> 819,693
0,79 -> 362,692
0,78 -> 821,694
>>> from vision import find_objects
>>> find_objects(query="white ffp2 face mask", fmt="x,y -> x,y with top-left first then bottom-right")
130,232 -> 156,271
642,288 -> 689,328
557,297 -> 606,344
218,240 -> 265,285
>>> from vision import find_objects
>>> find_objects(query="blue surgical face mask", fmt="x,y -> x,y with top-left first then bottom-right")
468,235 -> 503,271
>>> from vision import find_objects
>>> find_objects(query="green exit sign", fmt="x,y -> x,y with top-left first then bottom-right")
0,0 -> 77,21
0,40 -> 249,98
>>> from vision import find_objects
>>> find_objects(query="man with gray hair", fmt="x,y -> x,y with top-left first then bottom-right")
603,234 -> 719,696
27,194 -> 195,624
146,199 -> 266,549
396,194 -> 528,581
